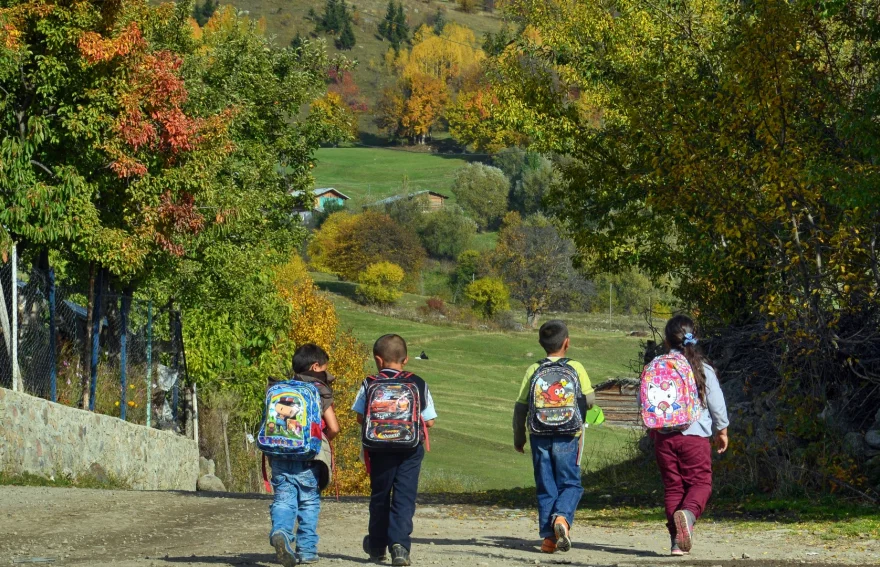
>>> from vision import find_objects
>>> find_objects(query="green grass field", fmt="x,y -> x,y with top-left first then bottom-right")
313,147 -> 474,206
326,285 -> 642,492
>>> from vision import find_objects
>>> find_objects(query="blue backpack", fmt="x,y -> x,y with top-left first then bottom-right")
257,380 -> 324,460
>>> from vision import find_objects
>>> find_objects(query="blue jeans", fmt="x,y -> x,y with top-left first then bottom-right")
530,435 -> 584,538
269,459 -> 321,559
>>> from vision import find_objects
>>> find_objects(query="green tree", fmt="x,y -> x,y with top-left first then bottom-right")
336,19 -> 356,50
451,163 -> 509,231
393,3 -> 409,47
357,261 -> 405,305
193,0 -> 220,26
465,277 -> 510,318
419,206 -> 477,260
432,7 -> 447,35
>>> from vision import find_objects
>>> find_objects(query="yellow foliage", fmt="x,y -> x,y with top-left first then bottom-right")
273,255 -> 371,494
402,24 -> 485,83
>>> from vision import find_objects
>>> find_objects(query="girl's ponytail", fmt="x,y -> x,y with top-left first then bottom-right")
664,315 -> 710,406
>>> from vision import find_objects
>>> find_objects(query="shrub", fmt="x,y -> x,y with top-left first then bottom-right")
426,296 -> 446,314
357,261 -> 405,305
465,276 -> 510,319
419,206 -> 477,259
457,0 -> 479,13
309,210 -> 426,283
451,163 -> 509,231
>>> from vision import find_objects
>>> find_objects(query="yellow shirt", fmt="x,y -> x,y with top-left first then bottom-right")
516,357 -> 594,404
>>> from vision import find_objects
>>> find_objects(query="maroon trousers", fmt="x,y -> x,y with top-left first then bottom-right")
651,431 -> 713,538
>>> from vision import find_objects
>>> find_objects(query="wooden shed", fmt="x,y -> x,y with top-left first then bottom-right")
594,378 -> 640,426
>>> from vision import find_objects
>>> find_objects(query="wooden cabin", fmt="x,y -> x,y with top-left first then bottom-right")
594,378 -> 640,426
291,187 -> 350,221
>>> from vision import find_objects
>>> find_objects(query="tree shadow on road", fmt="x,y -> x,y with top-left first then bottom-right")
411,535 -> 665,558
159,551 -> 370,566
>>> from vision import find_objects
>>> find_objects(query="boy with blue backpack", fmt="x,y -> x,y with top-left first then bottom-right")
258,344 -> 340,566
353,334 -> 436,566
512,320 -> 595,554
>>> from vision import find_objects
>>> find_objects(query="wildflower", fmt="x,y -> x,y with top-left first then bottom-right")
127,401 -> 136,407
115,401 -> 120,407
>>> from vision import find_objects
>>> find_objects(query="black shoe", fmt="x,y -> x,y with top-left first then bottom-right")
390,543 -> 411,566
363,535 -> 387,562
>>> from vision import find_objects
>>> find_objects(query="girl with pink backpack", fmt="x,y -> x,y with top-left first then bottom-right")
639,315 -> 729,556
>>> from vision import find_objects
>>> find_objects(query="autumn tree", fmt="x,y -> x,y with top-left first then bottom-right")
451,163 -> 509,230
396,24 -> 485,84
493,214 -> 590,326
375,74 -> 448,144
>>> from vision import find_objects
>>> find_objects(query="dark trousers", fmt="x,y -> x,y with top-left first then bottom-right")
651,431 -> 713,538
367,444 -> 425,552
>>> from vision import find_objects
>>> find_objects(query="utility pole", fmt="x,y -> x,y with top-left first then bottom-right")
608,282 -> 612,327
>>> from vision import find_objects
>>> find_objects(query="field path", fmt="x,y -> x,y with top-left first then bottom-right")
1,486 -> 877,566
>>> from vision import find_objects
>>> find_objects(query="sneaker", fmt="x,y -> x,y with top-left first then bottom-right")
673,510 -> 695,552
540,537 -> 557,553
298,554 -> 320,564
270,532 -> 299,567
553,517 -> 571,553
363,535 -> 387,562
670,542 -> 688,556
390,543 -> 411,566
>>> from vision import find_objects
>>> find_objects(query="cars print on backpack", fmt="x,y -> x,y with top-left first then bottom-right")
362,372 -> 423,451
257,380 -> 324,460
528,358 -> 584,435
639,352 -> 702,431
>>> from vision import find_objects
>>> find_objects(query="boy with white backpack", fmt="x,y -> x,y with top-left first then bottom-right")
258,344 -> 340,566
639,315 -> 729,556
512,320 -> 595,554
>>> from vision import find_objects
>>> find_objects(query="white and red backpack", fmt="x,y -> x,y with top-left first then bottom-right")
639,353 -> 702,431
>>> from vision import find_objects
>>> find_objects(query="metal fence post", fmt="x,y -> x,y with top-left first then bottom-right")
11,241 -> 19,392
48,267 -> 57,403
146,300 -> 152,428
88,269 -> 104,411
119,290 -> 131,421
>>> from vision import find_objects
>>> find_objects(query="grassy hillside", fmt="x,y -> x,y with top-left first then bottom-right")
313,147 -> 474,206
321,279 -> 642,492
227,0 -> 504,133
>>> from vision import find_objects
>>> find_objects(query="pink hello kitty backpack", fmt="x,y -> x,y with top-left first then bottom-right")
639,353 -> 702,431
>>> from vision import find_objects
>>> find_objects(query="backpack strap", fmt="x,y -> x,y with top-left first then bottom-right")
262,454 -> 272,494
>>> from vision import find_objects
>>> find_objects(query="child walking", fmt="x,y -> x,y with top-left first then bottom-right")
265,344 -> 341,566
352,334 -> 436,566
647,315 -> 729,556
512,320 -> 595,554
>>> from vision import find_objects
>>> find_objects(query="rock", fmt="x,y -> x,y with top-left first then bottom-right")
88,462 -> 110,484
199,456 -> 216,477
720,376 -> 747,406
844,432 -> 866,458
865,456 -> 880,484
866,429 -> 880,450
742,552 -> 751,559
197,474 -> 227,492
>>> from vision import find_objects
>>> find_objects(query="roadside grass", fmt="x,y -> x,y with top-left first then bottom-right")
0,470 -> 129,490
313,147 -> 473,206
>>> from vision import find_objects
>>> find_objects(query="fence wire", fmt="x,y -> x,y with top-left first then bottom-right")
0,260 -> 188,432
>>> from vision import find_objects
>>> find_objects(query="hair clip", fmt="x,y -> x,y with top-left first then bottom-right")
683,332 -> 698,346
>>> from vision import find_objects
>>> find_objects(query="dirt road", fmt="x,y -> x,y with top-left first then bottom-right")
1,486 -> 877,566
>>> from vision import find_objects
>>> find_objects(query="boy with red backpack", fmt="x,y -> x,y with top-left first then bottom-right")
259,344 -> 340,566
352,334 -> 437,566
639,315 -> 729,556
512,320 -> 595,554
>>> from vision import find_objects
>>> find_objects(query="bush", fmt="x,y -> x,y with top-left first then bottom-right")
457,0 -> 479,13
465,277 -> 510,319
357,261 -> 405,305
308,210 -> 426,284
419,206 -> 477,259
451,163 -> 509,231
426,296 -> 446,314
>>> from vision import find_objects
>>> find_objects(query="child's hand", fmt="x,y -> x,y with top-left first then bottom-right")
714,429 -> 729,454
514,444 -> 525,453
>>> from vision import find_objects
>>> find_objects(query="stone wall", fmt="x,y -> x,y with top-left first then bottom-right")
0,387 -> 198,491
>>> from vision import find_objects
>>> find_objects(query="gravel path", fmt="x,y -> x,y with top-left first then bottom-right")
1,486 -> 878,566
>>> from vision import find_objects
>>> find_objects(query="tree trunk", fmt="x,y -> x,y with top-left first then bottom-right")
80,263 -> 95,410
527,310 -> 538,328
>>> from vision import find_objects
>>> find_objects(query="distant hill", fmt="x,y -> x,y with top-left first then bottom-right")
227,0 -> 505,135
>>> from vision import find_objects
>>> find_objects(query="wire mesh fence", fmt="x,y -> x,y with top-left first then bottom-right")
0,258 -> 189,432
